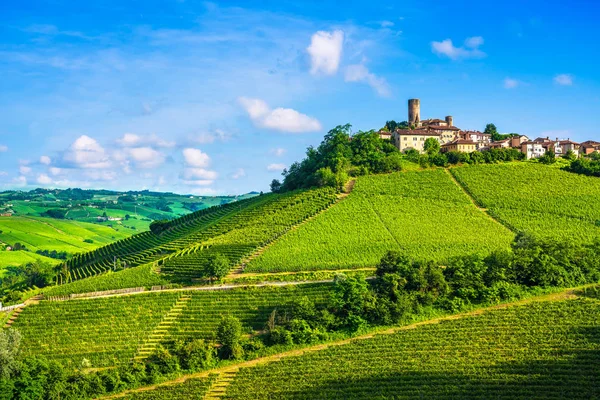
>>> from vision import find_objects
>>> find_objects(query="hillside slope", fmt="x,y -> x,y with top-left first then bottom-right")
246,169 -> 514,273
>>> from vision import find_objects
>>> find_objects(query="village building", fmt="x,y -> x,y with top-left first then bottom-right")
394,129 -> 441,153
441,139 -> 477,153
488,138 -> 511,149
581,140 -> 600,155
510,135 -> 530,148
521,141 -> 546,159
460,131 -> 492,150
558,140 -> 580,156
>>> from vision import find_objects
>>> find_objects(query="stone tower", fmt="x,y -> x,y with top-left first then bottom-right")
408,99 -> 420,126
445,116 -> 453,126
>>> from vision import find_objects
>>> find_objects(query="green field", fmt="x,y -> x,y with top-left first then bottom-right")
450,163 -> 600,243
246,170 -> 515,273
0,251 -> 58,277
0,216 -> 131,257
222,298 -> 600,399
12,283 -> 332,367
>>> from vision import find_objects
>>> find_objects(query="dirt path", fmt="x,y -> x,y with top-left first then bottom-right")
99,286 -> 586,399
444,168 -> 514,233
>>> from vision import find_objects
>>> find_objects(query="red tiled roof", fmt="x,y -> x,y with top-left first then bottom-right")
425,125 -> 461,131
395,129 -> 440,137
442,139 -> 476,146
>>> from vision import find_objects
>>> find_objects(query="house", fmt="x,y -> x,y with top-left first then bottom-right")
521,141 -> 546,159
424,124 -> 461,144
441,139 -> 477,153
581,140 -> 600,155
394,129 -> 441,153
510,135 -> 529,148
558,140 -> 580,157
378,130 -> 393,140
460,131 -> 492,150
489,138 -> 511,149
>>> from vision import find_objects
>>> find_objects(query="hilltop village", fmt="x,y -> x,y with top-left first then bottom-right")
379,99 -> 600,159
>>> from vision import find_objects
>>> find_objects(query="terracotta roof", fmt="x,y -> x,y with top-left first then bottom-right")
581,140 -> 600,147
425,125 -> 460,131
521,141 -> 544,146
442,139 -> 476,146
395,129 -> 440,137
558,140 -> 580,145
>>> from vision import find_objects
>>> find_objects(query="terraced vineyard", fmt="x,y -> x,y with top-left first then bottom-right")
220,298 -> 600,399
12,283 -> 332,367
450,163 -> 600,243
122,377 -> 216,399
61,188 -> 337,283
246,170 -> 514,273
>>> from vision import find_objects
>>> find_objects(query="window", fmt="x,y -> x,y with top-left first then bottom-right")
403,137 -> 407,141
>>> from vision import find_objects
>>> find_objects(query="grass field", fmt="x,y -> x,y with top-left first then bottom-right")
450,163 -> 600,243
0,216 -> 131,256
246,170 -> 515,273
0,251 -> 58,277
223,297 -> 600,399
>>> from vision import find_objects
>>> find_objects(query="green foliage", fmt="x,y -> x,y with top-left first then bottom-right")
0,329 -> 21,379
282,124 -> 403,191
204,253 -> 229,281
217,316 -> 243,359
269,179 -> 282,193
565,157 -> 600,177
539,149 -> 557,164
423,137 -> 440,155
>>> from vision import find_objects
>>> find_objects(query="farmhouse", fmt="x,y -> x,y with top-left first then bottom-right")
441,139 -> 477,153
521,141 -> 546,159
581,140 -> 600,155
393,129 -> 442,153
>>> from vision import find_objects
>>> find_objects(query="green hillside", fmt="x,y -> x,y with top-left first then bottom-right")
11,283 -> 331,367
451,163 -> 600,243
246,169 -> 514,273
222,297 -> 600,399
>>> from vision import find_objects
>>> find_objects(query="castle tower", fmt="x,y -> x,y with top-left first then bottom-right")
445,116 -> 453,126
408,99 -> 420,126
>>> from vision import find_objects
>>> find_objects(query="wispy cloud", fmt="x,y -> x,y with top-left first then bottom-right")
344,64 -> 391,97
503,77 -> 520,89
0,145 -> 7,152
554,74 -> 573,86
267,163 -> 286,171
431,36 -> 486,60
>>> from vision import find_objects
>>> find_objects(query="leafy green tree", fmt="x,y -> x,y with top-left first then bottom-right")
563,149 -> 577,161
173,339 -> 216,371
484,123 -> 500,141
205,253 -> 229,282
384,120 -> 398,131
21,261 -> 55,288
539,149 -> 556,164
217,316 -> 244,359
269,179 -> 282,193
423,138 -> 440,155
0,329 -> 21,379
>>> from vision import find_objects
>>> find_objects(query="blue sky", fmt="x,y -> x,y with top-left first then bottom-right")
1,0 -> 599,195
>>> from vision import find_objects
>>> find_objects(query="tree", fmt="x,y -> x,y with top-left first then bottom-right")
204,253 -> 229,282
21,261 -> 55,288
563,149 -> 577,161
217,316 -> 243,359
269,179 -> 282,193
0,329 -> 22,379
423,138 -> 440,155
484,123 -> 500,141
539,149 -> 556,164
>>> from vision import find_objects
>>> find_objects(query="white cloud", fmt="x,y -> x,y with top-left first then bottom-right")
182,179 -> 214,186
464,36 -> 484,48
37,174 -> 53,184
40,155 -> 51,165
183,168 -> 218,180
128,147 -> 165,168
49,167 -> 62,176
19,166 -> 32,175
238,97 -> 322,133
503,78 -> 520,89
116,133 -> 175,148
267,163 -> 286,172
189,187 -> 218,196
84,170 -> 117,181
183,148 -> 210,168
231,168 -> 246,179
0,171 -> 7,177
307,30 -> 344,75
13,176 -> 27,187
380,21 -> 394,28
554,74 -> 573,86
431,37 -> 486,60
0,145 -> 7,152
270,148 -> 287,157
64,135 -> 112,169
344,64 -> 391,97
194,129 -> 231,144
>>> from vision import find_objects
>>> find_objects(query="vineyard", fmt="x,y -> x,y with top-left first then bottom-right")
450,163 -> 600,243
246,170 -> 514,273
59,187 -> 337,283
12,283 -> 332,367
121,377 -> 216,399
220,298 -> 600,399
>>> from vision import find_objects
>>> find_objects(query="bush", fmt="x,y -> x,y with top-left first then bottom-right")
217,316 -> 244,359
